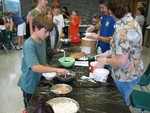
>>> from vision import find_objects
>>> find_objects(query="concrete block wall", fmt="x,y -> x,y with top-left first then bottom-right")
20,0 -> 100,20
59,0 -> 100,18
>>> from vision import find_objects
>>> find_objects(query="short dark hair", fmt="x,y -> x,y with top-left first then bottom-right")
72,9 -> 78,15
63,6 -> 68,11
99,0 -> 109,6
107,0 -> 127,19
32,14 -> 53,31
141,2 -> 146,7
126,4 -> 131,13
137,7 -> 145,16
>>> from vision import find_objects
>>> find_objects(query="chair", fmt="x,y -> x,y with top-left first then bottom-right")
0,30 -> 17,54
138,63 -> 150,91
130,90 -> 150,113
0,31 -> 9,54
4,30 -> 16,51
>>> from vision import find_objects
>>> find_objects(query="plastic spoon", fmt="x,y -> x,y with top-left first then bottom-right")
60,49 -> 66,61
81,76 -> 96,83
50,90 -> 61,94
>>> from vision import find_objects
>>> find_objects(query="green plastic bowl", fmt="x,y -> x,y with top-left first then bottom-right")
59,57 -> 75,67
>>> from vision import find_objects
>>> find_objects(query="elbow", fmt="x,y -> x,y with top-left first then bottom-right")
119,61 -> 127,66
115,55 -> 128,66
31,66 -> 38,73
118,58 -> 128,67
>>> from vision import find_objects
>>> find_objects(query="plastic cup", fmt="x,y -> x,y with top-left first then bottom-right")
90,61 -> 97,72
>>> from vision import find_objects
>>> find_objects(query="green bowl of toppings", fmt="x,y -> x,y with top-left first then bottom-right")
59,57 -> 75,68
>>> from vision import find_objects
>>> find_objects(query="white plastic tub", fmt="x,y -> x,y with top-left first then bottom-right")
93,68 -> 109,82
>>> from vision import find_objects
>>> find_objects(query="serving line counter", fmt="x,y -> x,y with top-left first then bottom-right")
26,44 -> 131,113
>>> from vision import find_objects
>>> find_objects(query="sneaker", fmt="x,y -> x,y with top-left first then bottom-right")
16,46 -> 21,50
20,46 -> 23,49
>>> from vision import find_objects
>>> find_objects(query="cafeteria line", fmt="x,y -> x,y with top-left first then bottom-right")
0,0 -> 150,113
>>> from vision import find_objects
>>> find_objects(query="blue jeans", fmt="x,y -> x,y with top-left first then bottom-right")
114,77 -> 141,105
22,89 -> 33,108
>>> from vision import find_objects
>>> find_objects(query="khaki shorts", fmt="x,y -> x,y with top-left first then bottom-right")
17,22 -> 26,36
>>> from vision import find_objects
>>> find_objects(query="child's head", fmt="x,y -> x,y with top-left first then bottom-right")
137,7 -> 145,16
41,6 -> 53,19
62,6 -> 68,12
38,0 -> 48,7
52,3 -> 61,15
32,14 -> 53,32
72,9 -> 78,16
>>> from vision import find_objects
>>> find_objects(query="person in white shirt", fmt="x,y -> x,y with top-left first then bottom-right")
135,7 -> 145,30
52,3 -> 65,39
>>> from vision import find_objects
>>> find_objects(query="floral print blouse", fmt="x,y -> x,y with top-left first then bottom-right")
110,13 -> 144,82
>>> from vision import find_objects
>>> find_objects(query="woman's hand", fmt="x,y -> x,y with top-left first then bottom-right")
94,57 -> 106,69
96,50 -> 111,58
86,33 -> 98,39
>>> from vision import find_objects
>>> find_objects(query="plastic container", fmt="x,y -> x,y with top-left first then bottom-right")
81,38 -> 97,55
93,68 -> 109,82
71,37 -> 80,43
97,47 -> 102,54
90,61 -> 98,72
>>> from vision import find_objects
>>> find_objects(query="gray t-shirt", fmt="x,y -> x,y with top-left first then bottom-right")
135,15 -> 145,28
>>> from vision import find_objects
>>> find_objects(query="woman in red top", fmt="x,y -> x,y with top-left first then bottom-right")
69,9 -> 80,38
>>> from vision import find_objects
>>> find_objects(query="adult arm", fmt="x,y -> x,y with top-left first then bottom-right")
139,20 -> 145,28
9,18 -> 13,31
29,16 -> 34,35
97,36 -> 112,44
96,54 -> 128,68
106,54 -> 128,67
86,23 -> 101,32
86,33 -> 112,44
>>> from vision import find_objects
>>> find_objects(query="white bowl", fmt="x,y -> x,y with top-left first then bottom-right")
42,72 -> 56,80
93,68 -> 109,82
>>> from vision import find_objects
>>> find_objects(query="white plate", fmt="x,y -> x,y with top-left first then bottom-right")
47,97 -> 79,113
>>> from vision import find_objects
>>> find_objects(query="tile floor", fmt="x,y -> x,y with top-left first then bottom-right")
0,46 -> 150,113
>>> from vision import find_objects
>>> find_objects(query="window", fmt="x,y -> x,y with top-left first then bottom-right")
2,0 -> 21,16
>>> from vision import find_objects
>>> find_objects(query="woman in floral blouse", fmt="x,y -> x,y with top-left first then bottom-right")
95,0 -> 144,104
